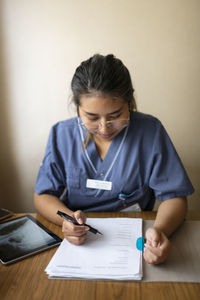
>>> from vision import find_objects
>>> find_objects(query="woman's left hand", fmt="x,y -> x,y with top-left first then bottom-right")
143,227 -> 171,264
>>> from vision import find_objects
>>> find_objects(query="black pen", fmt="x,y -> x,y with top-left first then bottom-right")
57,210 -> 103,235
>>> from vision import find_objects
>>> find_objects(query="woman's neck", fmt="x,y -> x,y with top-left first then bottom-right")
93,136 -> 112,160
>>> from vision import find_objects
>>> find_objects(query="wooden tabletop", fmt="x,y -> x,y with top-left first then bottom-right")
0,211 -> 200,300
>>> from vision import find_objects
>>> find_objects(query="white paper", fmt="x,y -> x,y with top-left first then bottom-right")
45,218 -> 143,280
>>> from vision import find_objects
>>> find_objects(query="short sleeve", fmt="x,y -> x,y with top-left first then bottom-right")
149,121 -> 194,201
35,125 -> 66,197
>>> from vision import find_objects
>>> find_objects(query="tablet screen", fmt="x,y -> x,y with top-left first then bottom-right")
0,215 -> 62,265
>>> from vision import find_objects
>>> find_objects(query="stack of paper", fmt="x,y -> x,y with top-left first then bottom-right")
45,218 -> 143,280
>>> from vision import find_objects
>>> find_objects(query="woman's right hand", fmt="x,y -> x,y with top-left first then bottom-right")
62,210 -> 89,245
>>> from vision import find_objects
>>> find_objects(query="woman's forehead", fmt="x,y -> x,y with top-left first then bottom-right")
79,95 -> 126,114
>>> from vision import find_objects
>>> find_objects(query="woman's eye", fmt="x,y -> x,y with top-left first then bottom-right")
87,117 -> 98,122
86,113 -> 121,122
110,113 -> 121,120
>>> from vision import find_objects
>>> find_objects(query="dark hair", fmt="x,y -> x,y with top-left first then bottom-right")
71,54 -> 137,110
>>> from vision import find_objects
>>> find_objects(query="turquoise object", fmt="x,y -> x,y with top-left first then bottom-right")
118,193 -> 127,201
136,237 -> 144,252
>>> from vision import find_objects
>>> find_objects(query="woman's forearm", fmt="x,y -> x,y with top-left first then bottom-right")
153,197 -> 188,237
34,192 -> 74,225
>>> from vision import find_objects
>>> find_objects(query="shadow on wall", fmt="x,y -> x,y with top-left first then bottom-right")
0,10 -> 23,212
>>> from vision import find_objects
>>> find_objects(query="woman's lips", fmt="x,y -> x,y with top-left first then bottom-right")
97,133 -> 115,140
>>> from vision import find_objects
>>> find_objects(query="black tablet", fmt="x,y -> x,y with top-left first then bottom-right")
0,215 -> 62,265
0,208 -> 13,221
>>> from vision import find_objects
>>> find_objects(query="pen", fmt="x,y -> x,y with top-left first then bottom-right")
57,210 -> 103,235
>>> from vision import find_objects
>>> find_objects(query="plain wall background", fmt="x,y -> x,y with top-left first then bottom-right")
0,0 -> 199,212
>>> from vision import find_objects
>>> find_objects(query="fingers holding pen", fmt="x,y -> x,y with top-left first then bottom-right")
73,210 -> 87,225
62,221 -> 88,245
62,210 -> 89,245
62,219 -> 88,235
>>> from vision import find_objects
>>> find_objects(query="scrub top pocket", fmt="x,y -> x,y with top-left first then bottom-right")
119,185 -> 152,210
67,168 -> 81,189
67,168 -> 99,198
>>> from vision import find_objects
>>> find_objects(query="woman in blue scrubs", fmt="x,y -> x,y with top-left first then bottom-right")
34,54 -> 194,264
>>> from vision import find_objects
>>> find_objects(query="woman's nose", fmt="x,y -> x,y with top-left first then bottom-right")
98,120 -> 109,133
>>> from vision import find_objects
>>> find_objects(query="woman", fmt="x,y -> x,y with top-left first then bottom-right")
34,54 -> 194,264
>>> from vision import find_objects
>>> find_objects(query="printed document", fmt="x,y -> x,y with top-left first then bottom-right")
45,218 -> 143,280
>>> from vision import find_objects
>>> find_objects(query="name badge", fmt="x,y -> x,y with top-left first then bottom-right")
86,179 -> 112,191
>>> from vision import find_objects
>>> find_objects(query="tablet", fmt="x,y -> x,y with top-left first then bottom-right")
0,215 -> 62,265
0,208 -> 13,221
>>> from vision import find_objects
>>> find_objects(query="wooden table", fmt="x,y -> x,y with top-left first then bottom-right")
0,211 -> 200,300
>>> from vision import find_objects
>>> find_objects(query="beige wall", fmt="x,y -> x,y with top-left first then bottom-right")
0,0 -> 199,212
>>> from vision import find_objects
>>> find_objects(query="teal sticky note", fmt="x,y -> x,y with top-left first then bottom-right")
136,237 -> 144,252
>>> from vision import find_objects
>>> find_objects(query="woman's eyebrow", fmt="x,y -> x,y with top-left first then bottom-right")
83,107 -> 123,116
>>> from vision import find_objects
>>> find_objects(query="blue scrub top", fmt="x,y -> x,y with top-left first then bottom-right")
35,112 -> 194,212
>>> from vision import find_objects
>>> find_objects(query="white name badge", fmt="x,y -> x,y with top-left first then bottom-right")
86,179 -> 112,191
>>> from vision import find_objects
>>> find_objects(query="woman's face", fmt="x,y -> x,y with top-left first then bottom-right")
78,95 -> 130,141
